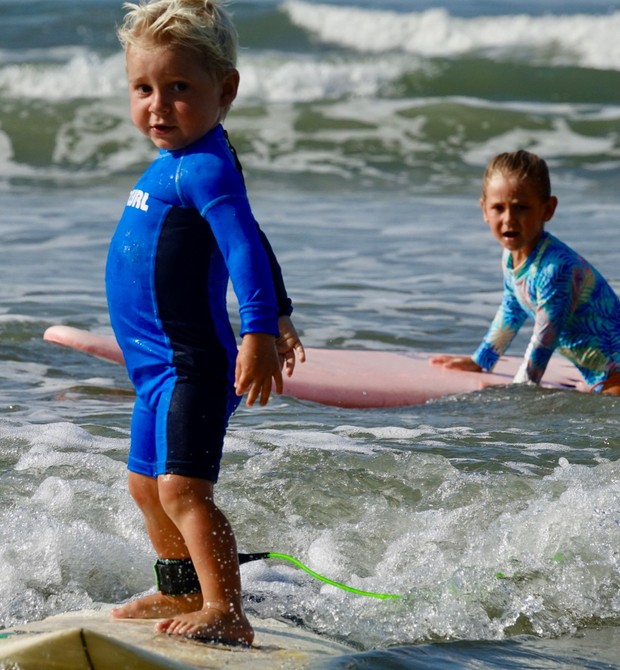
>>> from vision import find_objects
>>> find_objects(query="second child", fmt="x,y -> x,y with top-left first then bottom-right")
431,150 -> 620,395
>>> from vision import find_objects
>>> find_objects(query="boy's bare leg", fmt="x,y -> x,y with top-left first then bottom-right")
111,472 -> 203,619
153,474 -> 253,644
111,472 -> 252,643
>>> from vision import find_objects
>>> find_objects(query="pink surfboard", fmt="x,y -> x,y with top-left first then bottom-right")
43,325 -> 586,408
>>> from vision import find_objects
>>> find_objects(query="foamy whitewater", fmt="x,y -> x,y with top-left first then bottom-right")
0,1 -> 619,668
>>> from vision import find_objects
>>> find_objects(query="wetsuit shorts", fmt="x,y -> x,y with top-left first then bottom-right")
129,379 -> 239,482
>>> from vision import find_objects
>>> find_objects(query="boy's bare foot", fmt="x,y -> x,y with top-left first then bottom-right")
110,592 -> 202,619
155,604 -> 254,646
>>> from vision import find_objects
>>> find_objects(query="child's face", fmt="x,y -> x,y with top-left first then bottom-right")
480,173 -> 558,267
126,43 -> 238,151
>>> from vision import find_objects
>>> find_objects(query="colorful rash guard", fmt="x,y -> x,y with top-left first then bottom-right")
105,124 -> 291,479
472,232 -> 620,388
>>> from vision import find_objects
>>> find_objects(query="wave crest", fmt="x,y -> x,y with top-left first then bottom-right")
283,1 -> 620,70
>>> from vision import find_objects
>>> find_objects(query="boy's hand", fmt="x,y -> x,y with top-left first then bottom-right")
276,316 -> 306,377
235,332 -> 283,406
429,354 -> 482,372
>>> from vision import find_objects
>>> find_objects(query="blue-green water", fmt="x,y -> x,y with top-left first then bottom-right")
0,1 -> 619,668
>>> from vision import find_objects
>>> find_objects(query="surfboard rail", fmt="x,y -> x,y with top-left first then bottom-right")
43,325 -> 586,408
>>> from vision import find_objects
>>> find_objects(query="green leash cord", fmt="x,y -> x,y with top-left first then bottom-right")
238,551 -> 400,600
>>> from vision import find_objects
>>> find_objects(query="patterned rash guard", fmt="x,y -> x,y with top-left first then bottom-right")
472,232 -> 620,388
105,125 -> 292,478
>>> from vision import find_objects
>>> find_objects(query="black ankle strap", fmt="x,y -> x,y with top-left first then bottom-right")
154,558 -> 201,596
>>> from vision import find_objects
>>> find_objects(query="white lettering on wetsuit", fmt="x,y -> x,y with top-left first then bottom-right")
127,189 -> 150,212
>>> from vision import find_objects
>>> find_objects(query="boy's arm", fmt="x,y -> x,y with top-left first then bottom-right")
256,227 -> 306,375
257,227 -> 293,317
185,150 -> 302,398
234,318 -> 305,404
207,202 -> 305,400
235,332 -> 282,406
277,315 -> 306,377
202,198 -> 281,405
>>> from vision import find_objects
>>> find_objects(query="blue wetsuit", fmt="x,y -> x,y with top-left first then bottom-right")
472,232 -> 620,388
106,125 -> 292,481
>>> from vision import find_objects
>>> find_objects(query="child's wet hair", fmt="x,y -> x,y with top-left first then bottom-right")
117,0 -> 237,79
482,150 -> 552,201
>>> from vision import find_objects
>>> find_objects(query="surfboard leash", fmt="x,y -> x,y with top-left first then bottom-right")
238,552 -> 401,600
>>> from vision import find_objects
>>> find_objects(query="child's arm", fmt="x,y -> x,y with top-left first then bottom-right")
257,227 -> 294,319
513,270 -> 574,384
234,318 -> 305,405
431,280 -> 527,374
255,231 -> 305,376
469,282 -> 528,373
276,315 -> 306,377
235,332 -> 283,406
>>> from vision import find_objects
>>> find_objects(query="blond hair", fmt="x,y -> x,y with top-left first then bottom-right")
482,150 -> 552,201
117,0 -> 237,80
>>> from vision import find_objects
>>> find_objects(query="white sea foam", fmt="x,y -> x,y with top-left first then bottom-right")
1,404 -> 618,642
0,5 -> 618,115
0,51 -> 126,101
284,2 -> 620,70
0,421 -> 149,626
0,21 -> 617,116
237,51 -> 409,103
464,120 -> 620,168
239,442 -> 620,645
0,46 -> 407,108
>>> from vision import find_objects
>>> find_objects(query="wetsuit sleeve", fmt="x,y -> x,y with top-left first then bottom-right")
205,196 -> 280,337
513,261 -> 575,384
472,279 -> 528,372
218,128 -> 292,316
257,226 -> 293,317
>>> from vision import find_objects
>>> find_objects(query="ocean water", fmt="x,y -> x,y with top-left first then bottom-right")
1,1 -> 620,668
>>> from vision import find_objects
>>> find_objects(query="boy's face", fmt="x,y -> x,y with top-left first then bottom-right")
126,43 -> 239,151
480,173 -> 558,267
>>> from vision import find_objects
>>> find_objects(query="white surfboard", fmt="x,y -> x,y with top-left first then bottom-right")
0,608 -> 352,670
43,325 -> 586,408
